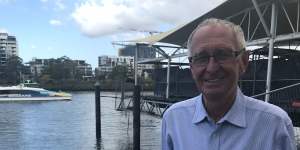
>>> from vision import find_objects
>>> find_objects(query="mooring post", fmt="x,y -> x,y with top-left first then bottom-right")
95,81 -> 101,140
121,79 -> 125,109
133,85 -> 141,150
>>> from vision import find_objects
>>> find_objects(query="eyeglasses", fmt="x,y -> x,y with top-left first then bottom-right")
188,49 -> 244,67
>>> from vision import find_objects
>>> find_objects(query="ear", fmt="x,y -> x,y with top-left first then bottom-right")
238,51 -> 249,76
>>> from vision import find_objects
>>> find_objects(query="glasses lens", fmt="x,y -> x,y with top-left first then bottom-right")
214,51 -> 235,62
190,50 -> 242,66
192,54 -> 209,66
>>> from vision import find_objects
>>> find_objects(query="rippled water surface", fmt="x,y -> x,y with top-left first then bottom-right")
1,91 -> 300,150
0,91 -> 161,150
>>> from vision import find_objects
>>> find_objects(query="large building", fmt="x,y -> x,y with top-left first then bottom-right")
73,60 -> 93,79
96,45 -> 156,78
96,54 -> 154,78
0,32 -> 18,65
118,45 -> 156,58
98,55 -> 134,67
28,58 -> 93,80
27,58 -> 52,77
118,45 -> 156,77
96,55 -> 134,76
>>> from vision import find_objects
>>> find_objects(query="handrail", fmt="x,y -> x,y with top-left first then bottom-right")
251,82 -> 300,98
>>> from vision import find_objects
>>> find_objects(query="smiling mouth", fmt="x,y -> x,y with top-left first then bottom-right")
204,76 -> 225,83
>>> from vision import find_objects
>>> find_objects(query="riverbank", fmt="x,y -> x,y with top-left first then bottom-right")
40,80 -> 153,92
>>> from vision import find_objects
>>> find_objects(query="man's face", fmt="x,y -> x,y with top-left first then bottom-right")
189,25 -> 248,99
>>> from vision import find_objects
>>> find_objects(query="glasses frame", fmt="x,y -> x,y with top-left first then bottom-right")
188,48 -> 245,66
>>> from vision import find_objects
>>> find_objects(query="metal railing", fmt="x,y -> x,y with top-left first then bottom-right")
251,82 -> 300,99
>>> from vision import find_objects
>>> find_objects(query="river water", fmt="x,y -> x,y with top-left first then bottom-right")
0,91 -> 300,150
0,91 -> 161,150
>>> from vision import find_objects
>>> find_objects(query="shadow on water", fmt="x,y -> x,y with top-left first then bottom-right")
115,139 -> 132,150
95,139 -> 103,150
95,138 -> 133,150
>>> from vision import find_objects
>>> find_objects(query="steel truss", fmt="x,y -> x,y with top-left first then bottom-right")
132,0 -> 300,102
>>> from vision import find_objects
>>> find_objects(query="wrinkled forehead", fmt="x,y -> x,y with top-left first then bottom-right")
190,25 -> 239,52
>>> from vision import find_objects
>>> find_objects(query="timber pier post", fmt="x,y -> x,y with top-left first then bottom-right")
95,81 -> 101,141
133,85 -> 141,150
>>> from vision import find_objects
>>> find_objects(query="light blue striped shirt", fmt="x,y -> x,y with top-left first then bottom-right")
161,89 -> 296,150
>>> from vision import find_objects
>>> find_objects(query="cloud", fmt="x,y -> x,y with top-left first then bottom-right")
71,0 -> 225,38
55,0 -> 65,10
111,32 -> 149,42
49,19 -> 62,26
40,0 -> 48,2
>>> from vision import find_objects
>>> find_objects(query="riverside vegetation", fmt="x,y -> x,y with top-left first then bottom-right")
0,56 -> 154,91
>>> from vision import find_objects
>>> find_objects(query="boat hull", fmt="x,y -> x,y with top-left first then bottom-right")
0,96 -> 72,101
0,85 -> 72,101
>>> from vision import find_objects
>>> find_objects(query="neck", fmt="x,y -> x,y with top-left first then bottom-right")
203,91 -> 237,122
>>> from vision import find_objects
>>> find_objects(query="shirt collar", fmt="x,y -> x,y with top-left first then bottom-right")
192,95 -> 208,124
192,88 -> 247,128
218,88 -> 246,128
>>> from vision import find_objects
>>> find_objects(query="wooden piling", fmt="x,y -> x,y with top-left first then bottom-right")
95,81 -> 101,140
133,85 -> 141,150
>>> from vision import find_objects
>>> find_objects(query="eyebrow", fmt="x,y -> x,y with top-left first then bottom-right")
192,48 -> 234,55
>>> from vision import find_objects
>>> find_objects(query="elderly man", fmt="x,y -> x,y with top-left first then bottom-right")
161,18 -> 296,150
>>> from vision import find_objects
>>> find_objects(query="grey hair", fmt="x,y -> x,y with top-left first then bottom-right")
186,18 -> 246,57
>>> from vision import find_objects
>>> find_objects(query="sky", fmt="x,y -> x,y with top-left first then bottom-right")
0,0 -> 225,68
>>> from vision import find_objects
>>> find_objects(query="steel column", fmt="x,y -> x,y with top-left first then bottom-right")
135,44 -> 139,85
166,57 -> 171,99
265,1 -> 277,102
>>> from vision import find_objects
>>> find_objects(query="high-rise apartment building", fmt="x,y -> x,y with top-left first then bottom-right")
96,55 -> 134,75
0,32 -> 18,65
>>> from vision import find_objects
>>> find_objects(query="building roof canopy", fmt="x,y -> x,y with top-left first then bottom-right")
131,0 -> 300,47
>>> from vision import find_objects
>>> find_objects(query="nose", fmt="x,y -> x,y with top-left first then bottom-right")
205,57 -> 220,73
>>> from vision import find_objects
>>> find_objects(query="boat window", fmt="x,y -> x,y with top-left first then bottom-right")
0,89 -> 51,96
0,90 -> 9,94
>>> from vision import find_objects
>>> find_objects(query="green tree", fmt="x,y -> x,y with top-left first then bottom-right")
108,65 -> 129,90
109,65 -> 128,81
3,56 -> 24,85
41,56 -> 76,81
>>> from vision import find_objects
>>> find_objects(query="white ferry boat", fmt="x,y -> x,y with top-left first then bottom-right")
0,85 -> 72,101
